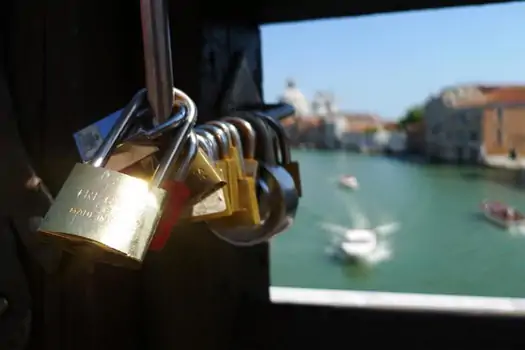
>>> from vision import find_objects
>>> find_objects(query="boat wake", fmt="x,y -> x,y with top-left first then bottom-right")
508,225 -> 525,237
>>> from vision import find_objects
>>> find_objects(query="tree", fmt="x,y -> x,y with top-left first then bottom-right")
398,105 -> 424,129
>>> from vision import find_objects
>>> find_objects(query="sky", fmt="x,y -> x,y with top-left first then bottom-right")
261,2 -> 525,120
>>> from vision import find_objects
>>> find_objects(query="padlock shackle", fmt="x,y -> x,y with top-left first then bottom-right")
123,104 -> 187,143
195,129 -> 219,161
240,114 -> 277,166
173,132 -> 198,180
222,122 -> 246,175
260,115 -> 292,165
89,89 -> 148,168
207,121 -> 232,147
209,121 -> 246,175
196,133 -> 215,160
198,124 -> 229,160
222,117 -> 256,160
150,87 -> 197,187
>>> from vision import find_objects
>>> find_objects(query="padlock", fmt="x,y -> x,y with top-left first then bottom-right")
122,103 -> 188,144
182,146 -> 227,206
199,124 -> 240,211
251,113 -> 300,218
208,121 -> 246,179
119,100 -> 224,206
121,154 -> 159,179
73,89 -> 157,168
105,144 -> 159,172
149,132 -> 198,251
38,87 -> 196,267
196,133 -> 215,159
222,116 -> 258,177
206,121 -> 261,228
206,112 -> 298,246
259,114 -> 302,197
182,128 -> 233,221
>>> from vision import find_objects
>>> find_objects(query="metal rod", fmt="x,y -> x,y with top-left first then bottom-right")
140,0 -> 174,126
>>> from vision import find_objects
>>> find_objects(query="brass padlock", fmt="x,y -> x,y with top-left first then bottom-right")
207,120 -> 261,228
183,147 -> 226,205
120,102 -> 225,205
105,144 -> 159,172
223,117 -> 259,178
199,124 -> 240,210
182,128 -> 234,221
38,87 -> 197,267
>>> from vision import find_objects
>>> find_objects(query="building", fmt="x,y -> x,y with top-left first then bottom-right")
279,79 -> 311,116
405,121 -> 425,154
277,79 -> 391,151
424,85 -> 525,165
339,114 -> 383,151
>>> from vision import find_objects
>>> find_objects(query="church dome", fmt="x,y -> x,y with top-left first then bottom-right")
279,79 -> 310,116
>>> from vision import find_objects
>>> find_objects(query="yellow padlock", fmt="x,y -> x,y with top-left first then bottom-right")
200,123 -> 240,212
207,119 -> 261,227
183,127 -> 235,221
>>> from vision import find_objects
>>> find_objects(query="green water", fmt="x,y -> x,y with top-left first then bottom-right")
270,150 -> 525,298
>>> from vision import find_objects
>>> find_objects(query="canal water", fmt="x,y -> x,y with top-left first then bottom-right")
270,150 -> 525,298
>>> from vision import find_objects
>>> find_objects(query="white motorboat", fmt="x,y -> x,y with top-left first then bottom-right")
339,229 -> 378,257
480,200 -> 525,229
325,228 -> 378,262
322,222 -> 400,262
339,175 -> 359,190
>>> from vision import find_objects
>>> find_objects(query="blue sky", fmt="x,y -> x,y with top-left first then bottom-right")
261,2 -> 525,120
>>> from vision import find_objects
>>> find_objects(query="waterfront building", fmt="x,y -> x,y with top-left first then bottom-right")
424,85 -> 525,166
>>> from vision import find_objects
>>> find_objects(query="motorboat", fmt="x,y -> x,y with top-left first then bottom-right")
339,175 -> 359,190
325,227 -> 378,262
480,200 -> 525,229
322,222 -> 399,263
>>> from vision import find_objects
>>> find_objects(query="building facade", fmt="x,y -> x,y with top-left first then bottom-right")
424,85 -> 525,165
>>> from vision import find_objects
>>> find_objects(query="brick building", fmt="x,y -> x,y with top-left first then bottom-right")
423,85 -> 525,164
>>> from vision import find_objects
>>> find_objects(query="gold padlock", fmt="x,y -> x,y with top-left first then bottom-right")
223,116 -> 258,177
207,120 -> 261,227
181,129 -> 234,221
183,146 -> 227,205
38,88 -> 199,267
199,124 -> 239,210
105,144 -> 159,172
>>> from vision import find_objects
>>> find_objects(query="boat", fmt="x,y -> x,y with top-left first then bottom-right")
339,175 -> 359,190
480,200 -> 525,229
326,228 -> 378,262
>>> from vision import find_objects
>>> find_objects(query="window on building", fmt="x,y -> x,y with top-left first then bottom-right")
469,131 -> 478,142
497,128 -> 503,146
